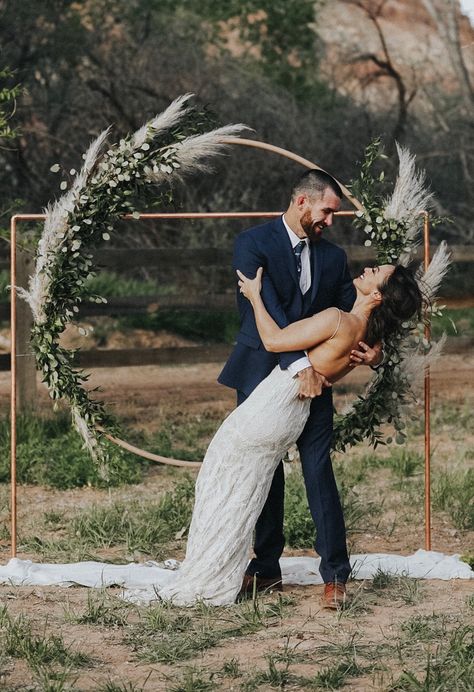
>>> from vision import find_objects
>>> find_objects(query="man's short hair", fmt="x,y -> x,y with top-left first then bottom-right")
291,169 -> 343,202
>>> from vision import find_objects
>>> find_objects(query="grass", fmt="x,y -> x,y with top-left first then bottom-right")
309,658 -> 365,689
167,666 -> 217,692
0,605 -> 90,690
218,658 -> 242,678
369,569 -> 423,606
283,465 -> 379,548
390,624 -> 474,691
336,582 -> 376,618
84,271 -> 164,298
241,650 -> 367,690
0,382 -> 471,689
0,410 -> 222,490
127,593 -> 295,665
337,448 -> 423,481
400,614 -> 450,643
21,475 -> 196,559
284,467 -> 315,548
71,475 -> 195,548
97,682 -> 148,692
79,269 -> 242,344
0,607 -> 90,669
0,414 -> 143,489
65,589 -> 132,628
0,405 -> 225,490
0,269 -> 166,307
270,636 -> 314,665
432,468 -> 474,530
29,664 -> 78,692
0,264 -> 240,341
431,401 -> 472,433
241,654 -> 298,690
140,411 -> 220,462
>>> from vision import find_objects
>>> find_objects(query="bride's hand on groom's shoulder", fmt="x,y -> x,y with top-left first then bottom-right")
236,267 -> 263,302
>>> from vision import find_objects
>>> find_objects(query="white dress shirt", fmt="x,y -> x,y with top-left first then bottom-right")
281,215 -> 312,376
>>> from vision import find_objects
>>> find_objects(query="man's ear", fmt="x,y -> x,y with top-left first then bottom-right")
296,194 -> 307,208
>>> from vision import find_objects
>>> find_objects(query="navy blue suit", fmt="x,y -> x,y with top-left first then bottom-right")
218,216 -> 356,583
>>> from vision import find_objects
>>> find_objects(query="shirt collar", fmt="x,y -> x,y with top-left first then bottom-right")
282,214 -> 307,249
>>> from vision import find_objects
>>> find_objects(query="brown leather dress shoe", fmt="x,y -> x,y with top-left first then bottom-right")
239,573 -> 283,596
321,582 -> 347,610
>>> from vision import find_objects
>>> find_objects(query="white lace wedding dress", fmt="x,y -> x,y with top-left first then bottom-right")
158,366 -> 311,606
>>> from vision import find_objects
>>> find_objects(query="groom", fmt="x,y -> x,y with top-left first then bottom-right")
218,169 -> 380,608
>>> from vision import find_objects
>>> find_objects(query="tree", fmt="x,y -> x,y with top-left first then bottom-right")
339,0 -> 417,145
0,66 -> 21,142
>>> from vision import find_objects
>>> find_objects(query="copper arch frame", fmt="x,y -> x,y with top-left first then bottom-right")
9,137 -> 432,558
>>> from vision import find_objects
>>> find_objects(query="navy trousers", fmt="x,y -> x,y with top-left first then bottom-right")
239,385 -> 351,585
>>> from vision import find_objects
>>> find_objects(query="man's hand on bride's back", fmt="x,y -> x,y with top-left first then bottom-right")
297,367 -> 331,399
349,340 -> 383,368
236,267 -> 263,303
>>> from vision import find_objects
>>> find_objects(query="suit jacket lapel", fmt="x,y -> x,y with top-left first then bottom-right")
310,240 -> 325,302
271,217 -> 300,290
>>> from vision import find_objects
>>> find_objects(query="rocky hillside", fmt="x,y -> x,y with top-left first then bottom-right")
316,0 -> 473,113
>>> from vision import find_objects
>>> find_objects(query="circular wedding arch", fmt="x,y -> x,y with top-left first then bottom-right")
101,135 -> 365,468
10,136 -> 433,556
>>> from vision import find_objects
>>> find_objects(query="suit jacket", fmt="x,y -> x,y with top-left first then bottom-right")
218,216 -> 356,396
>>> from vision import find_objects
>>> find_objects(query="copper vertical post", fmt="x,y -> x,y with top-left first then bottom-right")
10,215 -> 17,558
423,212 -> 431,551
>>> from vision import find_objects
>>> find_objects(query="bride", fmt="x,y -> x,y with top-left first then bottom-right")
158,261 -> 423,606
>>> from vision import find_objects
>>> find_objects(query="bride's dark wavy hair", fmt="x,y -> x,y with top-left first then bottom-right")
366,262 -> 423,346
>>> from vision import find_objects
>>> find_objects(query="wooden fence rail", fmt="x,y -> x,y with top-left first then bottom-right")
2,244 -> 474,272
0,293 -> 236,321
2,245 -> 473,410
0,338 -> 472,374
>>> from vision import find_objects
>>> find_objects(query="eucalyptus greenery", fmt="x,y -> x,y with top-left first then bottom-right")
22,95 -> 245,474
333,139 -> 446,452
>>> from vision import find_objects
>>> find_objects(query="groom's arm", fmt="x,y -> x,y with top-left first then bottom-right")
336,252 -> 356,312
233,233 -> 307,369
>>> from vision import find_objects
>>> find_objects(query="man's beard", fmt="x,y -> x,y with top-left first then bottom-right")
300,210 -> 323,243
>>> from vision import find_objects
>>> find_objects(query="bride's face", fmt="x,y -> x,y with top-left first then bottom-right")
354,265 -> 394,294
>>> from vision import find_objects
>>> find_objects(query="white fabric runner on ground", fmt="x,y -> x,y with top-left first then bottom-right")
0,550 -> 471,605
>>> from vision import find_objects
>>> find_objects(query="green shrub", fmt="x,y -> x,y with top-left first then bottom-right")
431,306 -> 474,338
84,271 -> 162,298
0,415 -> 143,488
118,309 -> 239,343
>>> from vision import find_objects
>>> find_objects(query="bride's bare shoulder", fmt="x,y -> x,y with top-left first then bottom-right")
309,307 -> 344,339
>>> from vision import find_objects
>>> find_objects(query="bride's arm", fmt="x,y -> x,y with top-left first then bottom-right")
237,268 -> 339,352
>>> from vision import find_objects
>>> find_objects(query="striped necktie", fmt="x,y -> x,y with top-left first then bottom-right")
293,240 -> 306,280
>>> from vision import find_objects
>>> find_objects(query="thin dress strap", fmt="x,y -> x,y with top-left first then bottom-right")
328,308 -> 342,340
